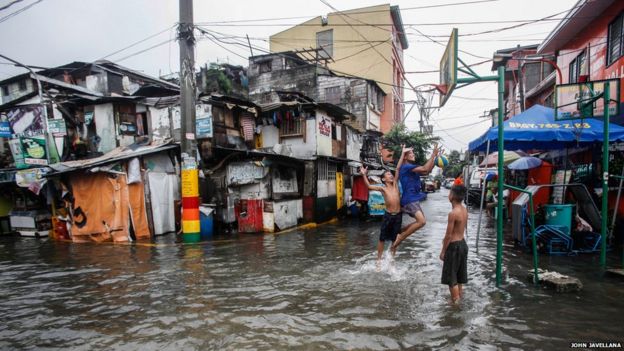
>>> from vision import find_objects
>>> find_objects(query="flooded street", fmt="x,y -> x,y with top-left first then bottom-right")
1,189 -> 623,350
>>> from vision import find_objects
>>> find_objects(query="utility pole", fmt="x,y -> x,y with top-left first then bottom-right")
179,0 -> 200,243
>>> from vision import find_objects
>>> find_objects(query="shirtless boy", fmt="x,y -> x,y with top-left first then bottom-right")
360,145 -> 411,263
440,185 -> 468,303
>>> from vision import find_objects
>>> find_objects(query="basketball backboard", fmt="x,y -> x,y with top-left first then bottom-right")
439,28 -> 458,107
555,79 -> 620,120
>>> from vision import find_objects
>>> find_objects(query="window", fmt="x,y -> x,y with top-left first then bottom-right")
279,115 -> 305,137
368,85 -> 385,112
327,161 -> 336,180
325,86 -> 341,104
119,112 -> 138,135
318,158 -> 328,180
259,60 -> 272,73
568,50 -> 586,83
1,85 -> 8,96
608,13 -> 624,66
316,29 -> 333,58
18,80 -> 27,91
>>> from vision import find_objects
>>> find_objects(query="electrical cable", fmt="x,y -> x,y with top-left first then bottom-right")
195,0 -> 500,26
197,26 -> 410,91
0,0 -> 25,11
0,0 -> 42,24
114,38 -> 176,63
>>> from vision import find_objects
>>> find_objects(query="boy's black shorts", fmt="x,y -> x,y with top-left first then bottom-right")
379,212 -> 402,242
441,239 -> 468,286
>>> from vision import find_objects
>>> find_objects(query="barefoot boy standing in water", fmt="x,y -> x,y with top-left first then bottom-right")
360,145 -> 411,263
440,185 -> 469,303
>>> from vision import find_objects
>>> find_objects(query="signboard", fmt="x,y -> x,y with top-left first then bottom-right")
84,111 -> 94,125
555,79 -> 620,121
196,116 -> 213,139
48,119 -> 67,137
0,121 -> 11,138
439,28 -> 458,107
181,169 -> 199,197
21,136 -> 48,165
318,115 -> 331,136
7,105 -> 45,136
9,139 -> 27,169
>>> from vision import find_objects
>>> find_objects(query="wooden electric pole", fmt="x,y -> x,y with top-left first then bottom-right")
179,0 -> 201,243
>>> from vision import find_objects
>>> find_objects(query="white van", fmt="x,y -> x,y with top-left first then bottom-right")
466,167 -> 498,206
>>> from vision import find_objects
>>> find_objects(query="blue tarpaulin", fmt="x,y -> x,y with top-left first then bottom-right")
468,104 -> 624,151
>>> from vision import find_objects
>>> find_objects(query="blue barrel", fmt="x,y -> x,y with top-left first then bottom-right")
544,204 -> 574,235
199,205 -> 214,240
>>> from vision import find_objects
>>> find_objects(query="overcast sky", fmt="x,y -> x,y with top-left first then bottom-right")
0,0 -> 577,151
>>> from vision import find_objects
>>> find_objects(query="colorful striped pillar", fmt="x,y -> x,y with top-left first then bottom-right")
181,164 -> 201,243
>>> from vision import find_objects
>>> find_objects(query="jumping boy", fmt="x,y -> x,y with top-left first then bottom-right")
360,145 -> 411,263
440,185 -> 469,303
391,144 -> 439,252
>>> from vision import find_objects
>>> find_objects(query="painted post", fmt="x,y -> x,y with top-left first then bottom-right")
496,66 -> 505,287
181,167 -> 200,242
600,82 -> 610,267
179,0 -> 200,243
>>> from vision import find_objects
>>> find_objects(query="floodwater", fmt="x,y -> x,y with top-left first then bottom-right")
1,190 -> 623,350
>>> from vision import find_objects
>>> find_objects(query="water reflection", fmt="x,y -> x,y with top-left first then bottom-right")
0,190 -> 622,350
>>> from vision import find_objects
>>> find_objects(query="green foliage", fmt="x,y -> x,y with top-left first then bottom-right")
203,63 -> 232,95
444,149 -> 468,177
382,124 -> 439,164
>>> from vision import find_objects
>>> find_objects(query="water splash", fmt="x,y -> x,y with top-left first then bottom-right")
349,249 -> 410,281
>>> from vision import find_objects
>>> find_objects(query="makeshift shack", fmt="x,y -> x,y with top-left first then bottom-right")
47,141 -> 179,242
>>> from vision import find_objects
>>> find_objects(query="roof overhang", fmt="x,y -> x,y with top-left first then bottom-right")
491,44 -> 539,71
538,0 -> 615,54
525,71 -> 556,98
390,5 -> 409,49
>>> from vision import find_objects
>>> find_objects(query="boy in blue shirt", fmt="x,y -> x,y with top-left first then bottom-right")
391,144 -> 440,252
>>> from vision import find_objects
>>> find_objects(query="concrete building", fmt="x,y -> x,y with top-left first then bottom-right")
248,51 -> 385,133
269,4 -> 408,133
537,0 -> 624,124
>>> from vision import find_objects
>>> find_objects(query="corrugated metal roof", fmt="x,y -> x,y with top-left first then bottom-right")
47,141 -> 178,176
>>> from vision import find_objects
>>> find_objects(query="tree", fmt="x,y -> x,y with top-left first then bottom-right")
382,124 -> 439,164
444,149 -> 468,177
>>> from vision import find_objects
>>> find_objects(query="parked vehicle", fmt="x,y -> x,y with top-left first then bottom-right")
444,177 -> 454,189
466,167 -> 498,206
424,177 -> 436,193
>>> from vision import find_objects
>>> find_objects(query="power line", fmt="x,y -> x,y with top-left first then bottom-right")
197,31 -> 250,61
194,18 -> 574,27
0,0 -> 25,11
199,27 -> 411,91
114,38 -> 176,63
402,0 -> 498,10
101,25 -> 177,60
411,27 -> 490,60
405,59 -> 491,74
0,0 -> 42,24
431,118 -> 489,132
195,0 -> 499,25
319,0 -> 417,96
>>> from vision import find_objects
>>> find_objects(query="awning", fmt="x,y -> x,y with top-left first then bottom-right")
47,141 -> 178,176
468,104 -> 624,151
